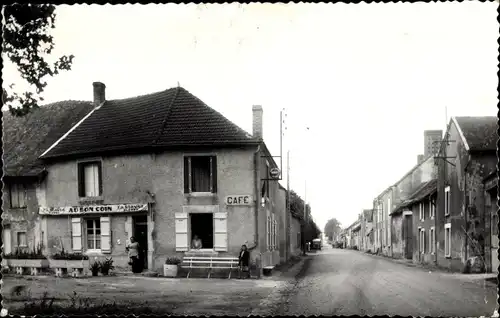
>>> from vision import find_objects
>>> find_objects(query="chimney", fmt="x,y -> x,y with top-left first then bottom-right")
252,105 -> 263,139
93,82 -> 106,106
417,154 -> 424,164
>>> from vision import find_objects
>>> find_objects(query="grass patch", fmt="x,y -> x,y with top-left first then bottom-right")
9,290 -> 171,315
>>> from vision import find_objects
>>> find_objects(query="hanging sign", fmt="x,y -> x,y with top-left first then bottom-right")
269,167 -> 281,179
39,203 -> 149,215
225,195 -> 253,206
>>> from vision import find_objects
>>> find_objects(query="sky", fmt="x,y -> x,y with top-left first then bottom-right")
3,2 -> 498,230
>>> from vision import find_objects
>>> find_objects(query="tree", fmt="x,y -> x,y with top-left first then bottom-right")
2,4 -> 74,116
324,218 -> 342,242
286,190 -> 321,244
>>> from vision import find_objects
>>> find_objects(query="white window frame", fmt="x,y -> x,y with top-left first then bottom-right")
444,223 -> 451,258
430,199 -> 435,220
85,218 -> 102,253
429,227 -> 435,254
444,186 -> 451,216
419,202 -> 424,221
387,198 -> 391,216
419,228 -> 425,253
17,231 -> 27,248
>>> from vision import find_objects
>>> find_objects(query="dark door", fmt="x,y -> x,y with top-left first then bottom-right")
404,215 -> 413,259
133,215 -> 148,270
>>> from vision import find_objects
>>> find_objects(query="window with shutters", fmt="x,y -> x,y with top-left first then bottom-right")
86,218 -> 101,251
184,156 -> 217,193
10,183 -> 27,208
78,161 -> 102,198
17,231 -> 27,247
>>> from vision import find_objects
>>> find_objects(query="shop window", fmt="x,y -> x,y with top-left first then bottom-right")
86,219 -> 101,250
184,156 -> 217,193
445,223 -> 451,258
17,231 -> 27,247
78,161 -> 102,198
10,183 -> 27,208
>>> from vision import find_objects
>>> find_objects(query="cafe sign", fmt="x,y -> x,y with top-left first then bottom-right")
39,203 -> 149,215
225,195 -> 253,206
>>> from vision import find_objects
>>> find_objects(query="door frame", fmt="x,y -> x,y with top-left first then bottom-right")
132,215 -> 148,270
189,212 -> 215,251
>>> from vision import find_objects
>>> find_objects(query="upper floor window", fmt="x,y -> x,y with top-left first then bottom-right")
78,161 -> 102,198
184,156 -> 217,193
10,183 -> 27,208
444,186 -> 451,216
430,198 -> 435,219
419,202 -> 424,221
17,231 -> 27,247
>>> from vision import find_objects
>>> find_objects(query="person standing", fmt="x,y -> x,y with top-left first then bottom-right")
238,244 -> 250,279
126,236 -> 141,273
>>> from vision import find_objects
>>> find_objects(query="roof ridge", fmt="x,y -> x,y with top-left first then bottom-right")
152,87 -> 181,146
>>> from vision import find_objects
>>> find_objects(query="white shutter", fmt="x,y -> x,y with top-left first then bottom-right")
100,216 -> 111,253
71,217 -> 82,252
213,212 -> 228,251
175,213 -> 189,252
4,228 -> 12,254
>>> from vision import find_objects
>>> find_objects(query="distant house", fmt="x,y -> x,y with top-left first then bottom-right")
373,186 -> 393,256
6,82 -> 287,274
2,101 -> 94,255
360,209 -> 374,252
436,116 -> 497,273
391,179 -> 437,262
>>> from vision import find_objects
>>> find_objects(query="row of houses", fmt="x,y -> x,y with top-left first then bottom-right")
346,120 -> 497,274
2,82 -> 304,274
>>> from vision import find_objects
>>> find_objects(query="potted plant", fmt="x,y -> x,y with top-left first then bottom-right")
4,245 -> 48,270
89,261 -> 100,276
163,257 -> 181,277
50,248 -> 90,276
99,258 -> 114,276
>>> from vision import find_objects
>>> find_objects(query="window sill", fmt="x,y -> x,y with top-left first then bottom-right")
17,245 -> 28,248
187,192 -> 216,198
85,250 -> 104,256
445,255 -> 451,259
10,207 -> 27,210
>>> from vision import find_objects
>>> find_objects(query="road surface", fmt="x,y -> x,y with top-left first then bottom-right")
274,246 -> 498,317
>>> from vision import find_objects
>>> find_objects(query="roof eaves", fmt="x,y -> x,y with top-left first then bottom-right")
39,102 -> 102,159
452,116 -> 470,152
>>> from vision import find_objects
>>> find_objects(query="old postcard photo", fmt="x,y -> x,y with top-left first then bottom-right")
1,2 -> 498,316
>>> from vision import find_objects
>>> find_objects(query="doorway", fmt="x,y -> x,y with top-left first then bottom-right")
404,214 -> 413,260
190,213 -> 213,249
133,215 -> 148,270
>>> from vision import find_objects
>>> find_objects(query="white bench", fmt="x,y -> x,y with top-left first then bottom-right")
181,256 -> 240,279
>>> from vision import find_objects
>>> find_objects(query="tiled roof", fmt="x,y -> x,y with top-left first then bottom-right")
391,179 -> 438,215
3,101 -> 94,177
42,87 -> 258,159
454,116 -> 498,151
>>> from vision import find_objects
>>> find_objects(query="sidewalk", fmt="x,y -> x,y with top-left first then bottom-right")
362,250 -> 498,287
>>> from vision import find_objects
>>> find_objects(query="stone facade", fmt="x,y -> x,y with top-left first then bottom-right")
2,178 -> 43,255
436,119 -> 496,272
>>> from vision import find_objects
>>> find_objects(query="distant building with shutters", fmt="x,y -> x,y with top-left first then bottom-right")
4,82 -> 287,274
